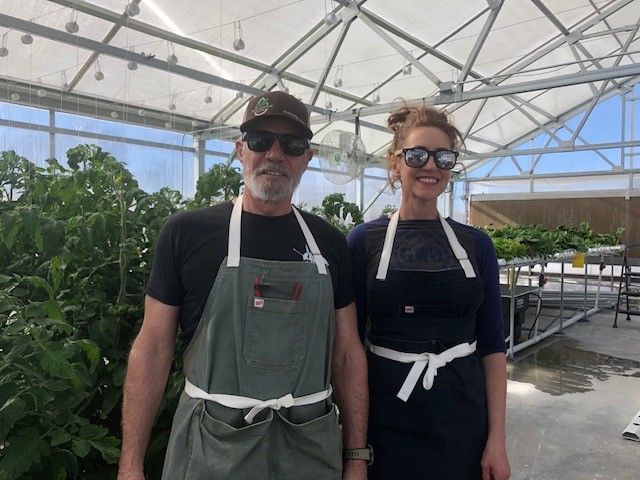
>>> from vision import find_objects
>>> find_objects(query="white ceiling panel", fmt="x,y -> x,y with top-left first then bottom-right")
0,0 -> 638,177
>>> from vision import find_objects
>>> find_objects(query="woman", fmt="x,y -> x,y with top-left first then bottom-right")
347,104 -> 510,479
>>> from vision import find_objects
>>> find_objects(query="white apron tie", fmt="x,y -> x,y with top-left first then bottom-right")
185,379 -> 333,424
370,341 -> 477,402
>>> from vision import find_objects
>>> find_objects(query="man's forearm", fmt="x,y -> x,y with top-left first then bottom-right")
118,346 -> 173,476
333,349 -> 368,448
332,304 -> 369,450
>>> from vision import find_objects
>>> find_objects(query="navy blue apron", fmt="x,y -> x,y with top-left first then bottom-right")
367,213 -> 488,479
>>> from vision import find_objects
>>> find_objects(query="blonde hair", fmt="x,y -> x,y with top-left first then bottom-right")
386,102 -> 463,190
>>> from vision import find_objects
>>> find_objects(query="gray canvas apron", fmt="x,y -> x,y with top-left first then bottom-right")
161,195 -> 342,480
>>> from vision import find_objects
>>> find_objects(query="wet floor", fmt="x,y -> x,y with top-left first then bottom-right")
507,335 -> 640,396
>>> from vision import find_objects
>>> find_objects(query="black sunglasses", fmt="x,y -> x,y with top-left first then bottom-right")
242,131 -> 310,157
394,148 -> 459,170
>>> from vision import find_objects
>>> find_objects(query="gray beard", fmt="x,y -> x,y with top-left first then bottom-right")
243,169 -> 302,202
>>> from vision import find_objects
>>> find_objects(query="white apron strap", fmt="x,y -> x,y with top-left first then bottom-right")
291,206 -> 327,275
227,195 -> 326,275
227,194 -> 243,267
439,215 -> 476,279
370,341 -> 477,402
184,379 -> 333,424
375,211 -> 399,280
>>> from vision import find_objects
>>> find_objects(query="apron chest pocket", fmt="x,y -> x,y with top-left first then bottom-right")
244,296 -> 310,370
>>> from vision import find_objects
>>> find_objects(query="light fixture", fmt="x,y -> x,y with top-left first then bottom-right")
164,121 -> 171,128
36,78 -> 46,97
0,34 -> 8,57
402,60 -> 412,75
21,33 -> 33,45
333,65 -> 343,88
127,46 -> 138,70
191,119 -> 199,127
167,42 -> 178,65
65,7 -> 80,34
324,12 -> 339,26
324,93 -> 332,110
372,84 -> 380,104
137,108 -> 145,116
94,60 -> 104,81
125,2 -> 140,17
110,111 -> 119,118
10,93 -> 20,101
204,86 -> 212,103
235,90 -> 244,99
233,21 -> 245,51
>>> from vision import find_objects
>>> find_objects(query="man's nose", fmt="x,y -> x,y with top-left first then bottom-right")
265,138 -> 285,158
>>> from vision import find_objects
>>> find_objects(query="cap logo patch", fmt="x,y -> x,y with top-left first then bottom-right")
252,97 -> 271,117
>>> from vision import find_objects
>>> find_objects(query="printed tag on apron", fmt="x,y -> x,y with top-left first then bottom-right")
254,298 -> 265,308
404,305 -> 415,313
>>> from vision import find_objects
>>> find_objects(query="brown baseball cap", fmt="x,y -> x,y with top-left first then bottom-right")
240,91 -> 313,139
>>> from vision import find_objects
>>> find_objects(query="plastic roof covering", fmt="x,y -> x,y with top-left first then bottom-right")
1,0 -> 639,175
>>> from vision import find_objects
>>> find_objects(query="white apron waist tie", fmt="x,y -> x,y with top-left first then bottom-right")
370,341 -> 477,402
184,379 -> 333,424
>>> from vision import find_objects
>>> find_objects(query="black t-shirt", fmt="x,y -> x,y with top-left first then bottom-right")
146,201 -> 355,344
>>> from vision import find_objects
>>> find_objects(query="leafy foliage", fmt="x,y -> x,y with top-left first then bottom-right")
480,222 -> 624,260
310,193 -> 364,234
188,163 -> 243,208
0,147 -> 187,479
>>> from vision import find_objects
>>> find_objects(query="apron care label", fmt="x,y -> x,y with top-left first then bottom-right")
254,297 -> 265,308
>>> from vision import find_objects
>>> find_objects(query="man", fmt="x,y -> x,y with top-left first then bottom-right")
117,91 -> 369,480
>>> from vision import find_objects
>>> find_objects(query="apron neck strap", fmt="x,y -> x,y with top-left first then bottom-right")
438,214 -> 476,279
227,194 -> 327,275
375,210 -> 476,280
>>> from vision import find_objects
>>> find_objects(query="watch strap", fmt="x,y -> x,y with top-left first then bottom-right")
343,445 -> 373,465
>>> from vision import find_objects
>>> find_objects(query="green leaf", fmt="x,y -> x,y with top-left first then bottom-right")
0,397 -> 26,443
3,224 -> 19,250
0,383 -> 18,407
50,428 -> 72,447
25,276 -> 54,300
71,437 -> 91,457
0,429 -> 45,480
90,436 -> 121,464
40,349 -> 75,380
45,300 -> 66,322
79,423 -> 107,440
74,339 -> 101,370
0,298 -> 15,314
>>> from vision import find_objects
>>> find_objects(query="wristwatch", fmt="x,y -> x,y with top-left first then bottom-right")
343,445 -> 374,465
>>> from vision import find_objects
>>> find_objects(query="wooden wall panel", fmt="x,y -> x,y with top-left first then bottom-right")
469,197 -> 639,249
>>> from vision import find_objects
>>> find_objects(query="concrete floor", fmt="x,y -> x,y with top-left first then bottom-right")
506,307 -> 640,480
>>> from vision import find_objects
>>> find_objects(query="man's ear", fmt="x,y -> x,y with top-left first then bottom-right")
305,147 -> 314,164
235,138 -> 245,164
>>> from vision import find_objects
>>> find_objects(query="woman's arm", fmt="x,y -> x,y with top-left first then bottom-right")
480,352 -> 511,480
